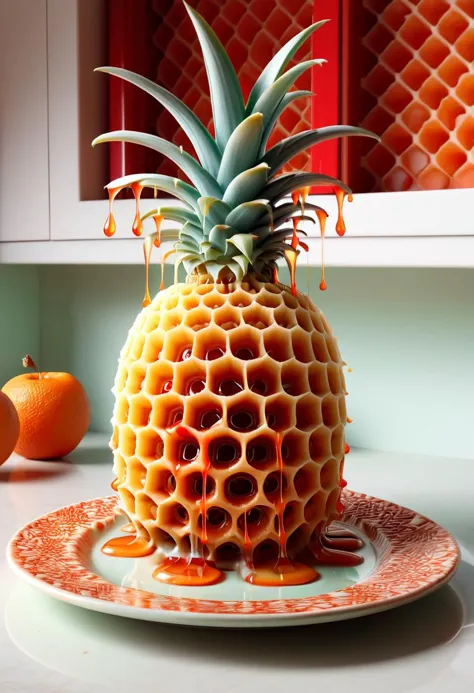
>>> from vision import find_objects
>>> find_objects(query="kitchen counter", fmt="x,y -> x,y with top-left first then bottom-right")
0,433 -> 473,693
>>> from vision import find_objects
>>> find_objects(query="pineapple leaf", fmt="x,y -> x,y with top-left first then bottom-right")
262,173 -> 351,202
259,90 -> 313,156
225,199 -> 270,230
180,224 -> 203,245
198,197 -> 231,227
183,256 -> 205,275
105,173 -> 200,212
226,233 -> 254,261
223,163 -> 270,207
246,20 -> 328,113
209,224 -> 233,253
205,261 -> 226,281
264,126 -> 380,174
232,254 -> 249,277
184,2 -> 245,152
94,67 -> 221,177
176,241 -> 200,254
93,131 -> 222,198
217,114 -> 264,189
153,206 -> 200,226
262,202 -> 322,226
251,60 -> 325,128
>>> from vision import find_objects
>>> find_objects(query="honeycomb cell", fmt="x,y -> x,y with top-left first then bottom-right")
281,500 -> 302,532
207,355 -> 245,396
322,395 -> 341,428
136,493 -> 158,521
295,307 -> 313,332
281,361 -> 309,396
304,492 -> 326,522
162,327 -> 195,362
326,337 -> 342,364
119,425 -> 136,457
126,363 -> 146,394
159,308 -> 184,331
119,487 -> 136,515
229,325 -> 263,360
309,427 -> 332,463
228,393 -> 262,432
142,332 -> 164,363
331,426 -> 345,458
327,363 -> 343,395
143,361 -> 174,396
292,327 -> 314,363
129,333 -> 146,361
128,395 -> 152,427
264,325 -> 293,362
282,430 -> 310,468
174,358 -> 206,396
164,295 -> 179,311
320,458 -> 339,490
225,472 -> 258,506
210,436 -> 242,469
242,303 -> 273,330
150,393 -> 183,429
180,471 -> 216,502
311,332 -> 330,362
184,392 -> 223,430
325,487 -> 342,517
214,542 -> 241,569
296,394 -> 322,431
293,463 -> 319,499
127,457 -> 147,490
265,393 -> 295,432
213,304 -> 242,330
136,428 -> 163,460
115,394 -> 129,425
247,434 -> 277,470
145,465 -> 176,500
203,291 -> 226,309
183,305 -> 212,331
263,471 -> 288,502
256,291 -> 280,309
199,506 -> 232,539
253,539 -> 279,564
237,506 -> 271,540
180,293 -> 200,311
247,357 -> 281,396
228,289 -> 252,308
158,500 -> 190,528
274,304 -> 297,329
194,325 -> 227,360
114,453 -> 126,485
165,429 -> 200,467
308,362 -> 329,395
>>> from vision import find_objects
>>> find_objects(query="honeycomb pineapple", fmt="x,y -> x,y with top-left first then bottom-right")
94,2 -> 376,586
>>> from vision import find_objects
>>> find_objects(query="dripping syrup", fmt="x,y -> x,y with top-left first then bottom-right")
104,187 -> 120,237
142,235 -> 153,307
316,208 -> 328,291
101,534 -> 155,558
347,417 -> 353,424
111,477 -> 119,491
153,214 -> 163,247
131,183 -> 144,236
121,522 -> 136,534
284,247 -> 298,297
152,557 -> 223,586
271,266 -> 279,283
333,187 -> 352,237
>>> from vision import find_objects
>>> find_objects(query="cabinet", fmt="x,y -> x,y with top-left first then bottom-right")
0,0 -> 49,242
0,0 -> 473,265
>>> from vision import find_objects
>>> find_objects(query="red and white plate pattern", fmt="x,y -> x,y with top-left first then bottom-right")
7,490 -> 460,628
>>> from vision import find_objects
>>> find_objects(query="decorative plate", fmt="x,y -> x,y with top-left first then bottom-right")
7,490 -> 460,628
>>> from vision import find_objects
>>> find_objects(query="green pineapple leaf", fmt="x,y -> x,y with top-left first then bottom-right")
251,60 -> 325,129
264,125 -> 380,174
209,224 -> 233,253
93,131 -> 222,198
184,2 -> 245,152
226,233 -> 254,262
218,114 -> 264,189
223,164 -> 270,207
150,206 -> 200,227
105,173 -> 200,212
246,20 -> 328,113
262,172 -> 351,203
259,90 -> 313,156
225,200 -> 270,230
94,67 -> 221,177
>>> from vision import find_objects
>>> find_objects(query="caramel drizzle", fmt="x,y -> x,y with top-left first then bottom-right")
316,209 -> 328,291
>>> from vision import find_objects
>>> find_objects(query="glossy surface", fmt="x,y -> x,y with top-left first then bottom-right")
1,433 -> 473,693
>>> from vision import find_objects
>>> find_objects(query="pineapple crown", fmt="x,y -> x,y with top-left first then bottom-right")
92,1 -> 378,282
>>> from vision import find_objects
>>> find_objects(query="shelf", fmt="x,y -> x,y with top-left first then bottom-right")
1,235 -> 473,268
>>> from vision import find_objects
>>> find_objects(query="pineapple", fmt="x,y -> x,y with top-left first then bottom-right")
94,2 -> 376,585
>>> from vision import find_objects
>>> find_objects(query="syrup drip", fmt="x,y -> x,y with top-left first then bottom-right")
131,183 -> 144,236
152,557 -> 223,586
153,214 -> 163,247
121,522 -> 136,534
104,187 -> 120,237
284,248 -> 298,297
101,534 -> 155,558
316,208 -> 328,291
312,529 -> 364,566
291,216 -> 301,250
142,235 -> 153,307
271,266 -> 279,283
345,442 -> 351,455
347,417 -> 353,424
242,508 -> 252,568
160,249 -> 176,291
339,458 -> 348,489
333,187 -> 352,237
111,477 -> 119,491
244,434 -> 319,586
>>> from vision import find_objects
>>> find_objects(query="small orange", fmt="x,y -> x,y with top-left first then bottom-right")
2,356 -> 90,460
0,391 -> 20,465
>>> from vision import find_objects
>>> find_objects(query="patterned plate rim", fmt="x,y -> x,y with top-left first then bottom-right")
7,490 -> 460,621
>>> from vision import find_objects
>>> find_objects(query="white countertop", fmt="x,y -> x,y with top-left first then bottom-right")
0,433 -> 473,693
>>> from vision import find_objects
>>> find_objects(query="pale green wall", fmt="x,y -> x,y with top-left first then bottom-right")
0,266 -> 41,387
38,265 -> 474,460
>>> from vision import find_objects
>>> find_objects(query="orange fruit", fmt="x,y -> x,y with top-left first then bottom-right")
0,391 -> 20,465
2,371 -> 90,460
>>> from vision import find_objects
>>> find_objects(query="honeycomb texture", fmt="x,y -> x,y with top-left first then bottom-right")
360,0 -> 474,191
110,278 -> 347,567
151,0 -> 312,177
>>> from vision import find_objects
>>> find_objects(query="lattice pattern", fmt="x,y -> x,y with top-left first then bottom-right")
151,0 -> 312,177
360,0 -> 474,191
110,279 -> 347,567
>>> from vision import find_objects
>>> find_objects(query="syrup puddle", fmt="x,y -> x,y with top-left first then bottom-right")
92,516 -> 375,601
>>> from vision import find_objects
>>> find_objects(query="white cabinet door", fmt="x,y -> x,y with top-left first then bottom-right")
0,0 -> 49,241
